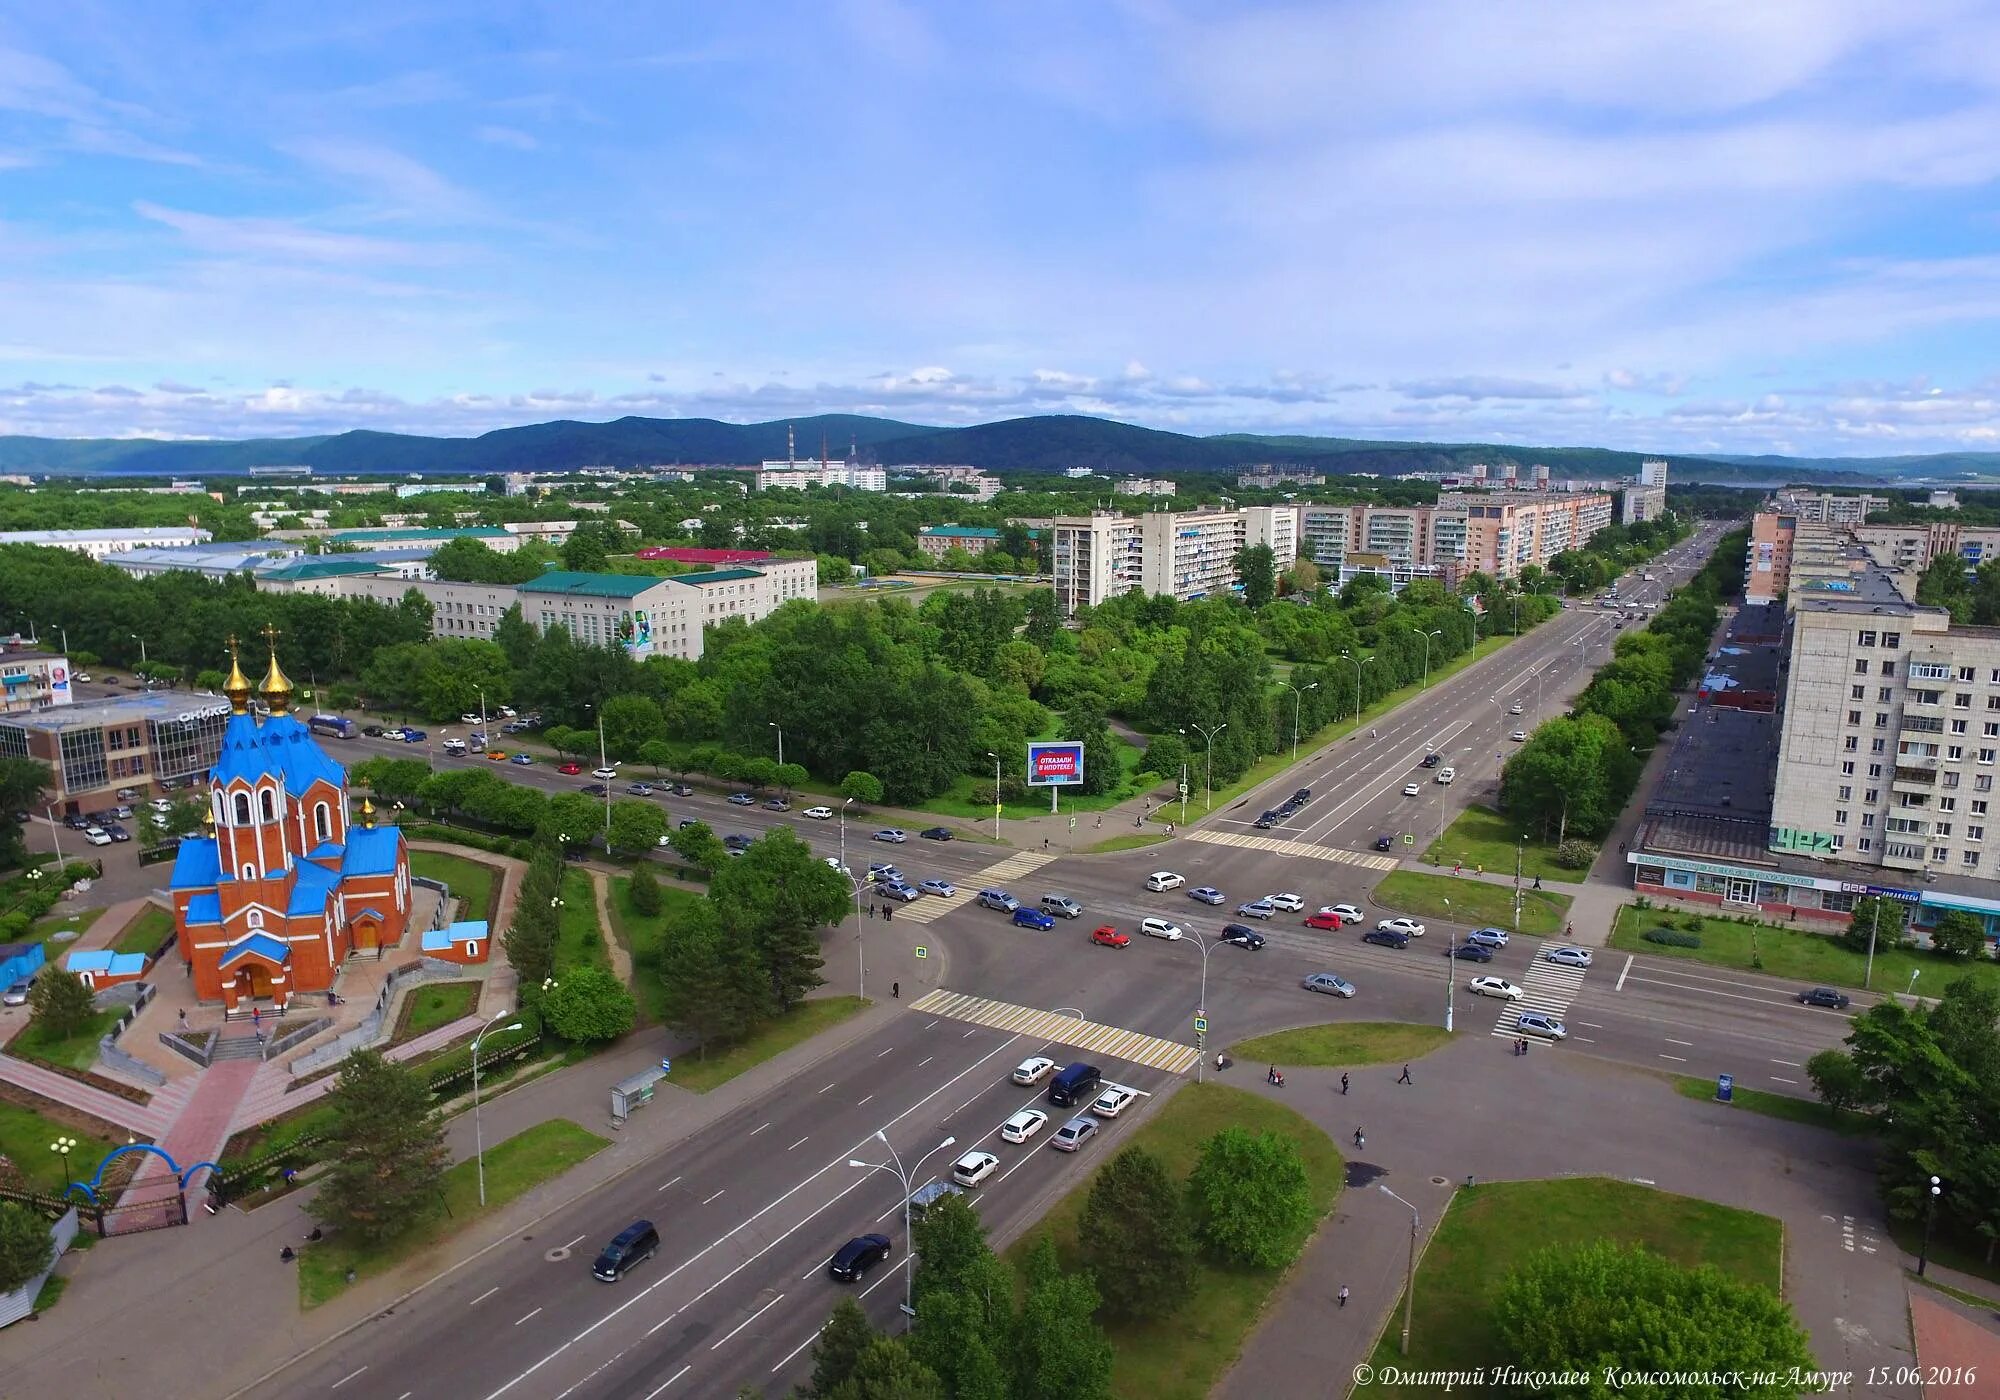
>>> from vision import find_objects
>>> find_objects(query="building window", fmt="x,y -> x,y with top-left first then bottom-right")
1859,838 -> 1873,852
1870,762 -> 1886,777
1937,822 -> 1954,837
1838,786 -> 1852,800
1859,631 -> 1878,647
1965,851 -> 1982,868
1884,633 -> 1901,648
1941,797 -> 1957,812
1933,846 -> 1950,863
233,792 -> 251,825
1981,775 -> 1995,793
260,789 -> 276,822
1855,659 -> 1870,675
1845,737 -> 1859,752
1865,789 -> 1880,803
1954,720 -> 1970,735
1879,687 -> 1894,703
241,863 -> 256,878
1985,749 -> 1998,766
1971,825 -> 1986,841
1949,747 -> 1964,761
315,802 -> 330,842
1842,761 -> 1856,775
1862,814 -> 1875,828
1848,710 -> 1863,726
1877,713 -> 1891,728
1958,693 -> 1974,709
1872,738 -> 1888,753
1882,662 -> 1896,678
1851,685 -> 1865,701
1959,667 -> 1976,682
1834,810 -> 1848,825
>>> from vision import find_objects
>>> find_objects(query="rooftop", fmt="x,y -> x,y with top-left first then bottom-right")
0,690 -> 232,734
634,546 -> 772,564
670,567 -> 764,586
329,527 -> 511,543
255,557 -> 395,581
0,527 -> 212,543
516,570 -> 665,599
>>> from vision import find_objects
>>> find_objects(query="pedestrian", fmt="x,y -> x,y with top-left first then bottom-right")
1337,1284 -> 1349,1309
884,904 -> 892,922
177,1008 -> 188,1030
867,901 -> 876,919
1397,1064 -> 1412,1085
1166,822 -> 1174,835
1618,841 -> 1626,854
1353,1127 -> 1365,1149
1453,861 -> 1461,876
255,1030 -> 266,1047
251,1007 -> 260,1030
1044,837 -> 1050,849
1532,875 -> 1543,890
279,1246 -> 296,1262
1340,1072 -> 1349,1096
1475,863 -> 1483,876
1094,815 -> 1102,829
891,981 -> 899,999
282,1166 -> 298,1187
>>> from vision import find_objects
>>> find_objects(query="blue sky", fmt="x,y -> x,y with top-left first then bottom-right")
3,1 -> 2000,455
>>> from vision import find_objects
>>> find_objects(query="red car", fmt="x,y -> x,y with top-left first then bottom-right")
557,761 -> 583,775
1303,911 -> 1345,930
1090,925 -> 1130,949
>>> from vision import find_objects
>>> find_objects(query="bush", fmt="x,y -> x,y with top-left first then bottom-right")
627,866 -> 663,917
1555,839 -> 1595,870
1681,914 -> 1705,932
1643,927 -> 1703,948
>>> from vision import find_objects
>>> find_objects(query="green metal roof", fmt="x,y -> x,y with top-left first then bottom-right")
256,557 -> 392,580
670,567 -> 764,585
329,527 -> 511,542
919,525 -> 1041,539
516,570 -> 664,598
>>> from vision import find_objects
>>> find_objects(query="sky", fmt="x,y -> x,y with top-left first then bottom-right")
3,1 -> 2000,456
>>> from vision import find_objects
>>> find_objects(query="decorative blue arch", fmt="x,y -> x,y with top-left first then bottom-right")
67,1142 -> 188,1202
179,1160 -> 221,1189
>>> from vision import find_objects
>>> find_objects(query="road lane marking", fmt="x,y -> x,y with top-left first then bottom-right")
860,1266 -> 900,1298
472,1286 -> 500,1306
772,1331 -> 820,1373
332,1367 -> 368,1390
818,1083 -> 835,1094
642,1366 -> 691,1399
710,1292 -> 786,1351
1578,1022 -> 1602,1028
561,1234 -> 585,1251
1658,1053 -> 1687,1062
1616,955 -> 1632,991
857,1094 -> 873,1106
516,1307 -> 543,1326
1664,1038 -> 1693,1046
788,1136 -> 809,1151
962,1027 -> 978,1037
918,1056 -> 933,1067
750,1122 -> 769,1136
1772,1059 -> 1801,1067
1771,1076 -> 1799,1085
658,1175 -> 682,1192
701,1189 -> 726,1205
876,1047 -> 894,1057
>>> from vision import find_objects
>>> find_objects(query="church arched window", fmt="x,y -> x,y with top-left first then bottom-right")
260,788 -> 276,822
240,863 -> 256,879
233,792 -> 251,825
314,802 -> 330,843
247,909 -> 264,929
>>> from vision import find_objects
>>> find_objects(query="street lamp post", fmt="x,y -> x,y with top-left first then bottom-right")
44,805 -> 64,867
849,1131 -> 958,1326
1918,1176 -> 1943,1276
1190,722 -> 1225,811
1338,651 -> 1375,731
841,797 -> 864,1002
1186,928 -> 1215,1083
471,1009 -> 525,1207
770,722 -> 784,769
47,623 -> 70,655
986,751 -> 1001,840
1441,896 -> 1455,1033
1284,682 -> 1319,762
50,1136 -> 76,1192
130,632 -> 147,666
1419,629 -> 1442,688
1378,1184 -> 1420,1355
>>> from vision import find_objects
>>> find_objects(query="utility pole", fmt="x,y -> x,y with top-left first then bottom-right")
1191,721 -> 1225,812
1863,897 -> 1882,989
1513,837 -> 1524,933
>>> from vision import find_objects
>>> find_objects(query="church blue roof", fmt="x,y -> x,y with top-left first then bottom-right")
219,933 -> 290,968
341,826 -> 402,877
211,711 -> 345,796
170,836 -> 221,891
184,892 -> 221,925
287,858 -> 340,917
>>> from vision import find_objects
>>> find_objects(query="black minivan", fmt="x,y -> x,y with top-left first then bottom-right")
1046,1062 -> 1103,1108
592,1220 -> 660,1282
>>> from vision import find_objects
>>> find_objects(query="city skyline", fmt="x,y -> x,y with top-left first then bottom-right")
3,3 -> 1999,454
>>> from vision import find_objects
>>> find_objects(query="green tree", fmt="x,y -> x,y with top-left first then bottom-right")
626,865 -> 663,918
606,798 -> 666,857
652,899 -> 769,1056
1022,588 -> 1062,650
668,818 -> 727,872
1806,1048 -> 1872,1117
1494,1240 -> 1815,1398
1235,543 -> 1277,609
542,964 -> 637,1044
911,1192 -> 995,1307
1009,1235 -> 1114,1400
637,739 -> 677,779
1077,1146 -> 1196,1318
1137,731 -> 1189,781
27,966 -> 96,1039
1842,895 -> 1911,954
1185,1126 -> 1314,1268
827,1337 -> 944,1400
1929,909 -> 1989,960
308,1051 -> 450,1245
707,829 -> 842,1008
0,1201 -> 55,1293
775,761 -> 810,794
1058,708 -> 1120,797
600,694 -> 665,758
561,527 -> 609,572
809,1297 -> 875,1399
742,756 -> 779,790
840,771 -> 884,805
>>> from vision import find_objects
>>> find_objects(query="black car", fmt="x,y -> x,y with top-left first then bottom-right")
828,1234 -> 892,1282
677,818 -> 701,829
1797,986 -> 1851,1010
1292,787 -> 1312,804
1447,941 -> 1493,962
63,813 -> 90,831
1362,927 -> 1410,949
581,784 -> 609,797
1420,753 -> 1442,769
1373,834 -> 1394,852
1254,811 -> 1281,829
362,724 -> 386,738
102,823 -> 131,843
920,827 -> 954,841
722,833 -> 753,850
1219,923 -> 1266,950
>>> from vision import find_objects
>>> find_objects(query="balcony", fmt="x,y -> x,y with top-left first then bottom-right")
1893,765 -> 1938,789
1881,842 -> 1928,869
1901,715 -> 1946,735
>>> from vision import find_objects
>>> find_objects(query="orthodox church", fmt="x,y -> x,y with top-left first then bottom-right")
168,632 -> 411,1011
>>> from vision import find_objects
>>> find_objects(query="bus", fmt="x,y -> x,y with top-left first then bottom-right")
307,714 -> 358,739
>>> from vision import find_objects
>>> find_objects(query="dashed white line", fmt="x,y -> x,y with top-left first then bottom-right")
818,1082 -> 835,1094
710,1292 -> 786,1351
918,1056 -> 933,1067
471,1286 -> 500,1306
1772,1058 -> 1802,1067
1770,1076 -> 1799,1085
860,1266 -> 901,1298
701,1189 -> 726,1205
857,1094 -> 873,1106
962,1027 -> 978,1037
332,1368 -> 368,1390
749,1122 -> 769,1136
1664,1038 -> 1693,1047
924,1018 -> 939,1029
561,1233 -> 585,1251
1616,955 -> 1633,991
515,1307 -> 543,1327
657,1175 -> 682,1192
772,1330 -> 820,1373
1658,1053 -> 1687,1063
642,1366 -> 691,1399
788,1136 -> 809,1151
1577,1022 -> 1602,1029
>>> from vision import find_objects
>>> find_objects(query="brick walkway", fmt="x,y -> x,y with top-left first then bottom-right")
225,1012 -> 487,1130
0,1051 -> 181,1136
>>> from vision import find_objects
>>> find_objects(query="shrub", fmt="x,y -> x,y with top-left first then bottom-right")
1643,927 -> 1702,948
1681,914 -> 1705,932
1555,839 -> 1595,870
627,866 -> 663,917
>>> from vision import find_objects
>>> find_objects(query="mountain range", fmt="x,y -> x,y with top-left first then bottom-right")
0,412 -> 1986,484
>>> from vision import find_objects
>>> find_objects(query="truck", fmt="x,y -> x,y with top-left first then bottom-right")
307,714 -> 358,739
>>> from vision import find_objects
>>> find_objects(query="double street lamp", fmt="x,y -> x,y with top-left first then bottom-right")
1418,629 -> 1443,688
1183,928 -> 1216,1083
838,797 -> 865,1002
1283,682 -> 1318,762
1189,722 -> 1225,811
472,1008 -> 524,1207
1339,651 -> 1375,731
51,1135 -> 77,1192
849,1130 -> 958,1325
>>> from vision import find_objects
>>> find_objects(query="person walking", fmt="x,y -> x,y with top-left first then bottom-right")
891,981 -> 899,999
177,1008 -> 189,1031
1353,1127 -> 1365,1149
1397,1064 -> 1412,1085
884,904 -> 892,922
1340,1072 -> 1349,1096
1337,1284 -> 1349,1309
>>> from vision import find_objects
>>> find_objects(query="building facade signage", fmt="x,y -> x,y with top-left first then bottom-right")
1770,826 -> 1836,855
1631,851 -> 1827,891
1838,881 -> 1922,904
171,703 -> 234,725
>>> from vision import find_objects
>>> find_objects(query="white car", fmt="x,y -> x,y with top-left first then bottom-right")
803,806 -> 834,820
1140,917 -> 1184,941
1265,893 -> 1304,912
1012,1056 -> 1057,1086
1402,782 -> 1420,796
1510,730 -> 1528,742
1092,1086 -> 1137,1118
1434,767 -> 1457,784
149,798 -> 173,813
1377,917 -> 1426,938
592,766 -> 618,780
999,1108 -> 1048,1144
461,713 -> 481,724
952,1150 -> 1000,1187
824,858 -> 852,877
1544,945 -> 1593,968
82,826 -> 112,846
1508,702 -> 1524,715
1145,871 -> 1184,892
1321,904 -> 1364,925
1468,976 -> 1523,1001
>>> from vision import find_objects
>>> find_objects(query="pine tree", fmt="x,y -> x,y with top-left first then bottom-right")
308,1051 -> 450,1245
1078,1146 -> 1197,1318
808,1297 -> 874,1398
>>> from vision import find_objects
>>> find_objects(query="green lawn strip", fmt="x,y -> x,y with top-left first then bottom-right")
1082,833 -> 1169,854
112,904 -> 175,957
1372,871 -> 1571,937
395,982 -> 481,1042
1233,1022 -> 1454,1067
1667,1073 -> 1872,1136
8,1008 -> 125,1071
407,850 -> 504,926
297,1118 -> 611,1308
1887,1219 -> 2000,1290
1351,1178 -> 1785,1399
605,875 -> 705,1021
26,904 -> 107,949
1001,1082 -> 1343,1400
1420,805 -> 1591,884
0,1094 -> 124,1197
1911,1272 -> 2000,1312
552,867 -> 609,972
919,729 -> 1150,821
1608,905 -> 2000,996
665,996 -> 868,1094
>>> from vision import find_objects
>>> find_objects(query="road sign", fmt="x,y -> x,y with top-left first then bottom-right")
1178,782 -> 1190,799
1068,815 -> 1076,831
1403,832 -> 1413,845
1715,1073 -> 1733,1103
1193,1016 -> 1208,1034
660,1057 -> 671,1074
915,945 -> 929,959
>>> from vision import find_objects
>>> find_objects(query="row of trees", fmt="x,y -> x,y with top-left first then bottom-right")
349,757 -> 669,858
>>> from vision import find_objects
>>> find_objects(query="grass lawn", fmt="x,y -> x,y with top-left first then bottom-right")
112,904 -> 175,957
396,982 -> 480,1041
553,867 -> 608,972
920,727 -> 1151,822
1609,905 -> 2000,997
605,874 -> 706,1021
0,1093 -> 124,1197
1233,1022 -> 1454,1067
1668,1073 -> 1872,1136
1373,871 -> 1571,937
9,1008 -> 125,1071
1889,1219 -> 2000,1290
408,850 -> 504,926
1003,1082 -> 1343,1400
297,1118 -> 610,1307
666,996 -> 868,1094
26,904 -> 106,949
1083,832 -> 1169,854
1420,805 -> 1591,884
1352,1178 -> 1785,1399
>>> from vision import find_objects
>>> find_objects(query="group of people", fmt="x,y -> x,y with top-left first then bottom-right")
1511,1037 -> 1531,1056
863,902 -> 895,921
1265,1064 -> 1286,1087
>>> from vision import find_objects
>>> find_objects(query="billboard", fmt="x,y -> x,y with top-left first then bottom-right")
1026,741 -> 1084,787
48,658 -> 72,707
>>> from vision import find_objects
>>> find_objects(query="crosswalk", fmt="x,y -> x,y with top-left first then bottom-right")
1186,828 -> 1402,871
891,849 -> 1060,924
1489,940 -> 1590,1038
908,988 -> 1202,1074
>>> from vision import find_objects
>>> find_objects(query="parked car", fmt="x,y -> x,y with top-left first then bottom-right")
102,823 -> 131,843
1012,1056 -> 1057,1085
1362,927 -> 1410,949
1377,917 -> 1426,938
1236,899 -> 1278,920
1797,986 -> 1851,1010
760,797 -> 786,812
64,813 -> 90,830
511,753 -> 535,765
1218,924 -> 1266,950
1304,910 -> 1347,930
82,826 -> 112,846
402,728 -> 427,743
1264,893 -> 1304,911
1543,946 -> 1592,969
873,829 -> 908,843
1320,904 -> 1365,924
460,713 -> 481,724
727,792 -> 756,805
626,782 -> 656,796
1302,972 -> 1356,997
668,784 -> 694,797
1000,1108 -> 1048,1143
803,806 -> 834,820
919,827 -> 954,841
110,804 -> 133,819
361,724 -> 386,737
1090,926 -> 1130,949
592,766 -> 618,780
1447,941 -> 1493,962
1468,976 -> 1522,1001
1139,917 -> 1184,941
917,879 -> 956,897
1188,886 -> 1226,905
1049,1117 -> 1098,1153
828,1234 -> 892,1283
2,980 -> 31,1007
1144,871 -> 1184,892
867,862 -> 904,882
1012,907 -> 1056,931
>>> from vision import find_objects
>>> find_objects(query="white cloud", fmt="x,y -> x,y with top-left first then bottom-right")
474,124 -> 540,151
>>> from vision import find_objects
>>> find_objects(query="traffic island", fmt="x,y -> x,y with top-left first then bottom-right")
1233,1022 -> 1454,1068
1372,871 -> 1572,937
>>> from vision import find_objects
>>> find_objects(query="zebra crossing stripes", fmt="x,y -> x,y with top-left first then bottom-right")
1186,829 -> 1402,871
908,989 -> 1201,1074
1490,941 -> 1590,1037
890,849 -> 1059,924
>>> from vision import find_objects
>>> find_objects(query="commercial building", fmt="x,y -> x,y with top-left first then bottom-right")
1114,478 -> 1177,497
107,543 -> 303,580
1445,490 -> 1615,579
0,691 -> 234,813
1333,556 -> 1459,594
327,527 -> 521,553
0,526 -> 214,558
0,650 -> 75,715
1773,490 -> 1891,525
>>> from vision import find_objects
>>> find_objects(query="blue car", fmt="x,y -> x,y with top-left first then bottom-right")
510,752 -> 534,765
1012,907 -> 1056,931
402,728 -> 427,743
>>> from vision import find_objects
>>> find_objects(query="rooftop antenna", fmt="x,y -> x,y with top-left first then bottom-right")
787,423 -> 796,465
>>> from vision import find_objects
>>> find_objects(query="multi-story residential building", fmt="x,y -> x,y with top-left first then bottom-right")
1137,509 -> 1245,602
1619,481 -> 1668,524
915,526 -> 1042,561
1114,478 -> 1177,497
755,461 -> 887,492
1445,490 -> 1615,578
1854,521 -> 2000,575
0,691 -> 235,813
1237,506 -> 1299,569
1773,490 -> 1891,525
1236,465 -> 1327,489
0,526 -> 214,558
1297,505 -> 1450,572
0,649 -> 75,715
1639,460 -> 1669,488
1745,511 -> 1798,604
1050,513 -> 1142,615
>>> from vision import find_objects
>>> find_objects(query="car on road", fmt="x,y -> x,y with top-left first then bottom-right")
581,784 -> 608,798
1302,972 -> 1356,997
1374,834 -> 1395,851
952,1150 -> 1001,1187
919,827 -> 955,841
1254,811 -> 1281,829
2,980 -> 30,1006
727,792 -> 756,805
625,782 -> 656,796
1468,976 -> 1522,1000
877,882 -> 922,903
1000,1108 -> 1049,1143
721,833 -> 753,852
592,1221 -> 660,1283
763,797 -> 789,811
1420,753 -> 1442,768
868,862 -> 903,880
679,818 -> 702,830
1145,871 -> 1184,892
1798,986 -> 1852,1010
917,879 -> 956,897
1304,910 -> 1347,930
82,826 -> 111,846
102,823 -> 131,842
485,749 -> 509,761
1465,927 -> 1509,948
1049,1117 -> 1098,1152
1434,767 -> 1457,784
1402,782 -> 1420,797
1139,917 -> 1184,941
976,888 -> 1018,912
1515,1011 -> 1568,1040
1092,1086 -> 1137,1118
511,753 -> 534,765
1377,917 -> 1425,938
1291,787 -> 1313,805
400,728 -> 428,743
803,806 -> 834,820
1039,894 -> 1083,919
1510,730 -> 1528,742
668,783 -> 694,797
1012,907 -> 1056,931
1362,927 -> 1410,949
824,859 -> 852,877
591,765 -> 618,780
1543,945 -> 1592,968
1508,702 -> 1524,715
1012,1056 -> 1057,1085
1188,886 -> 1226,905
558,761 -> 583,775
1236,899 -> 1278,920
1447,941 -> 1493,962
1219,924 -> 1266,950
1320,903 -> 1365,924
1090,926 -> 1130,949
1264,892 -> 1304,911
828,1234 -> 892,1282
874,829 -> 908,843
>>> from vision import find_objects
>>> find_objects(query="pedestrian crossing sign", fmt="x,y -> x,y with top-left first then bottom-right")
1193,1016 -> 1208,1033
1403,832 -> 1413,844
1069,815 -> 1076,830
915,946 -> 928,959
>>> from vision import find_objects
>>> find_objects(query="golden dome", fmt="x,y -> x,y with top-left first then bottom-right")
222,635 -> 253,715
258,623 -> 293,716
359,797 -> 376,829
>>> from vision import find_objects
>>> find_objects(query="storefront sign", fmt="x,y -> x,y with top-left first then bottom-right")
1634,851 -> 1827,891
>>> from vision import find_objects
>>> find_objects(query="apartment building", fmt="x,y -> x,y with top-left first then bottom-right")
755,462 -> 888,492
1773,490 -> 1891,525
0,650 -> 74,715
0,526 -> 214,558
1050,513 -> 1143,615
1854,521 -> 2000,574
1238,505 -> 1299,569
327,527 -> 521,554
1447,490 -> 1615,579
1297,505 -> 1456,572
1745,512 -> 1798,605
1114,478 -> 1178,497
1236,466 -> 1326,488
1138,509 -> 1245,602
915,526 -> 1043,561
1619,480 -> 1668,524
